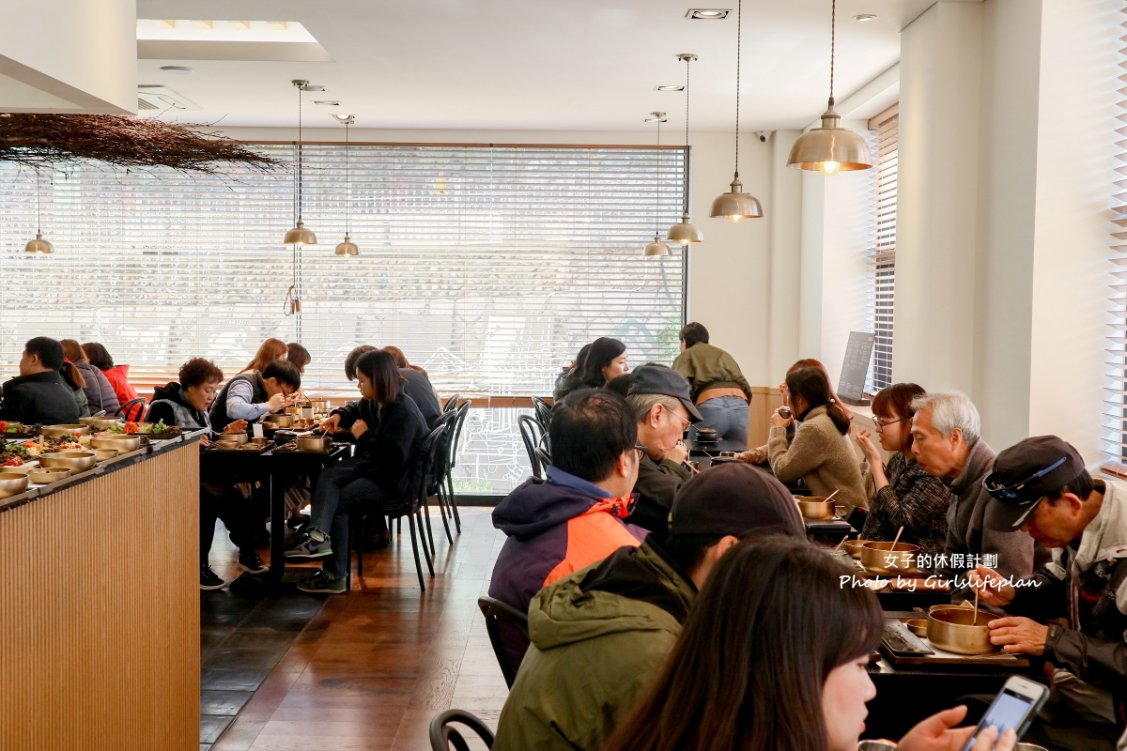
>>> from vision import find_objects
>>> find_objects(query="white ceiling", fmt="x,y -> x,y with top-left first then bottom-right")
135,0 -> 933,132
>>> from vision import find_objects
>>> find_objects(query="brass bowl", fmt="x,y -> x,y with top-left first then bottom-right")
905,618 -> 929,637
39,450 -> 97,472
926,605 -> 999,655
216,432 -> 248,446
79,416 -> 122,430
842,539 -> 870,559
297,435 -> 331,453
92,448 -> 118,462
91,434 -> 141,452
860,541 -> 919,574
262,414 -> 294,429
28,468 -> 70,484
40,424 -> 90,439
0,472 -> 30,498
796,497 -> 835,521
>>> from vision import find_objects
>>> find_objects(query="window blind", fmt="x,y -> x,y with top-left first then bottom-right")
867,106 -> 899,392
1109,7 -> 1127,460
0,141 -> 686,493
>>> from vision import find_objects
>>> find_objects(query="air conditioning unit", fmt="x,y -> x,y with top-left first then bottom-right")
136,85 -> 200,112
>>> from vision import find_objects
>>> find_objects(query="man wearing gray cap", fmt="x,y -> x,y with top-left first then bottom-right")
623,365 -> 703,539
493,462 -> 806,751
970,435 -> 1124,750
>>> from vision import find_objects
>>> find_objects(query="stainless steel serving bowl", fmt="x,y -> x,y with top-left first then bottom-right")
40,424 -> 90,439
91,434 -> 141,452
39,450 -> 97,472
0,471 -> 30,498
28,468 -> 70,484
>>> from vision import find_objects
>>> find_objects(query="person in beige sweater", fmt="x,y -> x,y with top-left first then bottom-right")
768,366 -> 868,509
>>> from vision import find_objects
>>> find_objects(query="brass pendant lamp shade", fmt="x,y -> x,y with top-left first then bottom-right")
667,53 -> 703,246
786,0 -> 872,174
643,112 -> 671,257
284,79 -> 317,246
709,0 -> 764,222
24,171 -> 53,254
335,115 -> 360,257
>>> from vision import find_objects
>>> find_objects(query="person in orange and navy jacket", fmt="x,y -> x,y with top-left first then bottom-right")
489,388 -> 646,672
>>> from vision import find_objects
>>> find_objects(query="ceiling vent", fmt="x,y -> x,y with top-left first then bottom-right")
137,85 -> 200,112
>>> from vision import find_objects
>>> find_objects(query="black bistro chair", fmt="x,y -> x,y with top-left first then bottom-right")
441,400 -> 470,533
517,414 -> 546,480
117,396 -> 147,422
477,595 -> 530,689
429,709 -> 494,750
530,395 -> 552,431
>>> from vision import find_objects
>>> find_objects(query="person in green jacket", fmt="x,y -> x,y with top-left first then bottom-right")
492,462 -> 806,751
672,322 -> 753,451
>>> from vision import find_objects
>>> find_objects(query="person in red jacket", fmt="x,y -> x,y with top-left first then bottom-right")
82,341 -> 143,420
489,387 -> 645,668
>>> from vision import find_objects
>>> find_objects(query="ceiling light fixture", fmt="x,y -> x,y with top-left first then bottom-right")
283,79 -> 317,248
787,0 -> 873,175
686,9 -> 730,19
709,0 -> 764,223
655,84 -> 685,92
335,115 -> 360,257
644,112 -> 671,258
667,53 -> 704,247
24,170 -> 53,255
314,100 -> 340,106
158,65 -> 193,74
853,13 -> 877,22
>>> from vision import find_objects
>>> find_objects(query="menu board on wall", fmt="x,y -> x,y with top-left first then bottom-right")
838,331 -> 875,405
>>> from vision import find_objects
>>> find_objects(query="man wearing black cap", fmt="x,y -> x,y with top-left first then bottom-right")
971,435 -> 1124,750
493,462 -> 806,751
623,365 -> 702,538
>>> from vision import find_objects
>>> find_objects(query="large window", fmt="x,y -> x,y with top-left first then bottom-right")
0,142 -> 686,492
1111,6 -> 1127,460
867,105 -> 899,392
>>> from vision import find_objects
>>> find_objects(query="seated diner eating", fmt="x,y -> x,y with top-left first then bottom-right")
0,336 -> 81,425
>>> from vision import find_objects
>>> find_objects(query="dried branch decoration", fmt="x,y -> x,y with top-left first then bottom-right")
0,113 -> 277,172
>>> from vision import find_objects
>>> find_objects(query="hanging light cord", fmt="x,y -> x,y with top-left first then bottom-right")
682,57 -> 691,212
655,118 -> 662,234
733,0 -> 742,178
35,170 -> 42,233
295,83 -> 304,224
344,120 -> 352,236
829,0 -> 837,105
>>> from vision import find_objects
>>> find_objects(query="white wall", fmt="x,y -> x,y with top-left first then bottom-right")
0,0 -> 136,113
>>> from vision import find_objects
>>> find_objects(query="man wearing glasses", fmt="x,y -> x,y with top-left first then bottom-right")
489,388 -> 646,670
621,365 -> 703,540
970,436 -> 1124,751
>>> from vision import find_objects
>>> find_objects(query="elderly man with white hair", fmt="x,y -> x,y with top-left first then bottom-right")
909,391 -> 1036,582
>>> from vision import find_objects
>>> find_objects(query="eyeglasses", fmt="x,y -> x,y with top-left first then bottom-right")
983,456 -> 1068,501
633,443 -> 648,460
668,409 -> 691,432
874,416 -> 909,432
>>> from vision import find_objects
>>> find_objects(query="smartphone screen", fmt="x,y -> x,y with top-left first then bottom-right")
960,688 -> 1037,751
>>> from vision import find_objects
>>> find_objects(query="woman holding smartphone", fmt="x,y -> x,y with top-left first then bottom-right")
604,537 -> 1018,751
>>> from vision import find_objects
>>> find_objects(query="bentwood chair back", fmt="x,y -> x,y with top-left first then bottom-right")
517,414 -> 545,480
442,394 -> 461,413
476,596 -> 530,689
442,400 -> 471,533
429,708 -> 495,750
117,397 -> 147,423
530,395 -> 552,430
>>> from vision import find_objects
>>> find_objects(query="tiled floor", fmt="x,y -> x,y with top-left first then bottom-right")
201,507 -> 508,751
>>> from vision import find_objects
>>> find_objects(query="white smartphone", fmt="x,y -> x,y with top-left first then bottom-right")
960,675 -> 1050,751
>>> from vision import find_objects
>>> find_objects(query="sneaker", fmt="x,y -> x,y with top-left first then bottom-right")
285,528 -> 333,560
296,570 -> 346,595
200,564 -> 225,591
238,551 -> 268,575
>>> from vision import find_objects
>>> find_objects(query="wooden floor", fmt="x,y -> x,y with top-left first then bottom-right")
207,507 -> 508,751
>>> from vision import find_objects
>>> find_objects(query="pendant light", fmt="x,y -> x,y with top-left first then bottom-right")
666,53 -> 703,247
644,112 -> 671,257
283,79 -> 317,246
709,0 -> 764,222
24,170 -> 53,254
786,0 -> 873,174
334,115 -> 360,257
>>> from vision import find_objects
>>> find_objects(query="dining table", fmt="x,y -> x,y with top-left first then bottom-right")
200,438 -> 351,579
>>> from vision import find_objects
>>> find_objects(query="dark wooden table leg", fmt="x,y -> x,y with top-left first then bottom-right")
269,473 -> 286,578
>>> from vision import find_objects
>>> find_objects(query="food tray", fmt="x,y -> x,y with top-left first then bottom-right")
880,618 -> 1028,667
208,440 -> 271,454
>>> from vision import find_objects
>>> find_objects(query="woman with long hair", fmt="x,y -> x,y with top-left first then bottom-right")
60,339 -> 120,415
242,338 -> 288,373
553,337 -> 628,401
58,356 -> 89,417
82,341 -> 143,420
768,366 -> 867,509
285,349 -> 429,593
855,383 -> 952,555
605,537 -> 1016,751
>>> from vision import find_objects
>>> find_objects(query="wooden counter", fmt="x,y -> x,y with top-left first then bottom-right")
0,436 -> 200,750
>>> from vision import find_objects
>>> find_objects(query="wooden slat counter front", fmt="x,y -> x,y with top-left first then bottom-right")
0,435 -> 200,750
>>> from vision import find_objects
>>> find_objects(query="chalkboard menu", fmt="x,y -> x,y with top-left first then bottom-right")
838,331 -> 875,405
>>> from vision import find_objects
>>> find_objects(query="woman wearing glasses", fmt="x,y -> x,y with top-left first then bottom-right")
855,383 -> 953,554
